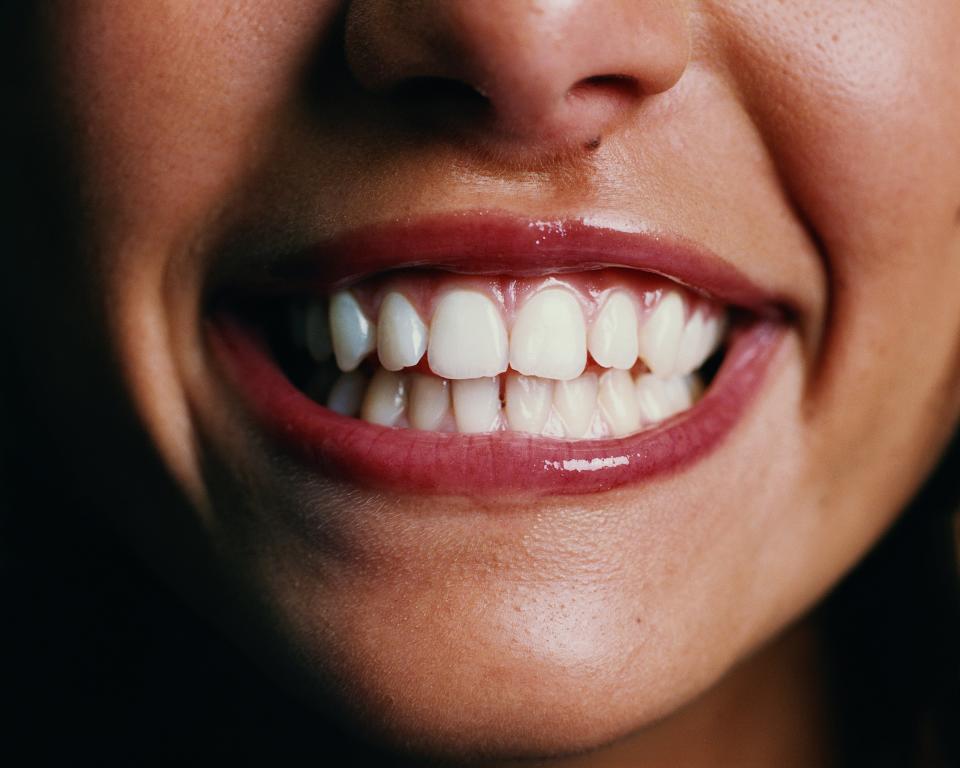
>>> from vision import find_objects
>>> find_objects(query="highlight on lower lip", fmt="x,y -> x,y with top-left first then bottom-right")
208,316 -> 783,496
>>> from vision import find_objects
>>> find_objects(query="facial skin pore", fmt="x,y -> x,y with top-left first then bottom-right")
14,1 -> 960,763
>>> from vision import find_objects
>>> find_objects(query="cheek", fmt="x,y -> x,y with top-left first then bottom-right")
717,1 -> 960,446
47,0 -> 340,243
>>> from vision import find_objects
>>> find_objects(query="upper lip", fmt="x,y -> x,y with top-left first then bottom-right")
207,211 -> 796,319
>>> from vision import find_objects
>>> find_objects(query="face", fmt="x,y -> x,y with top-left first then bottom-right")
15,0 -> 960,760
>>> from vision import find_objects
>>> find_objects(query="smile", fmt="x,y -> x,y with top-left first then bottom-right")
208,214 -> 788,496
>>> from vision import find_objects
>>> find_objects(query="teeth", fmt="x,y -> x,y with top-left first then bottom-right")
638,291 -> 685,378
510,288 -> 586,380
675,310 -> 725,375
305,301 -> 333,362
329,291 -> 377,372
408,374 -> 451,431
673,310 -> 706,375
588,291 -> 638,369
505,374 -> 554,434
326,370 -> 367,416
361,369 -> 407,427
597,369 -> 641,436
452,377 -> 502,433
553,373 -> 598,438
377,292 -> 427,371
662,374 -> 702,414
428,290 -> 509,380
635,372 -> 700,424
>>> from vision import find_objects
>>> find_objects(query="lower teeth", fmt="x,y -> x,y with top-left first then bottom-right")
305,362 -> 706,439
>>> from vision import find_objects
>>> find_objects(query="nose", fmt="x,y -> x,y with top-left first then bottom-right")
344,0 -> 691,153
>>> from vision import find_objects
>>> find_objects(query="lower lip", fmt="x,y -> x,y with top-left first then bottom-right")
208,317 -> 784,497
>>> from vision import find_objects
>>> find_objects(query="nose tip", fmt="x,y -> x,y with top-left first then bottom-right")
344,0 -> 690,153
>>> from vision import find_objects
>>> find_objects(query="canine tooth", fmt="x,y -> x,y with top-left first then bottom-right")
553,373 -> 598,438
638,291 -> 685,378
588,291 -> 638,369
505,374 -> 553,434
598,369 -> 641,436
674,310 -> 706,375
326,371 -> 366,416
409,374 -> 450,431
329,291 -> 376,372
305,302 -> 333,362
698,313 -> 726,364
378,292 -> 427,371
510,288 -> 586,380
428,290 -> 508,379
361,369 -> 407,427
452,377 -> 501,433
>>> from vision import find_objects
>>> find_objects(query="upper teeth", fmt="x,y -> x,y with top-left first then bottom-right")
314,281 -> 725,381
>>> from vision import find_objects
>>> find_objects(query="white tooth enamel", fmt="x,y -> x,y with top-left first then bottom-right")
409,374 -> 450,431
674,310 -> 706,375
597,369 -> 641,436
452,377 -> 501,433
305,301 -> 333,362
326,370 -> 366,417
661,374 -> 701,415
638,291 -> 685,378
377,292 -> 427,371
553,373 -> 597,438
588,291 -> 638,370
510,288 -> 586,380
361,369 -> 407,427
635,373 -> 671,424
635,372 -> 699,424
428,290 -> 508,379
505,374 -> 554,434
329,291 -> 377,372
697,313 -> 726,366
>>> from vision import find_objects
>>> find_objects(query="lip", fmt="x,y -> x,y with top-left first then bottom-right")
206,214 -> 790,497
211,212 -> 793,316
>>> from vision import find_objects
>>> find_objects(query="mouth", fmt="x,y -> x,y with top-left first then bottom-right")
207,214 -> 789,496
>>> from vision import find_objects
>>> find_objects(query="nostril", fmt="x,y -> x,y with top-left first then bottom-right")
390,76 -> 491,127
393,76 -> 488,107
568,74 -> 641,103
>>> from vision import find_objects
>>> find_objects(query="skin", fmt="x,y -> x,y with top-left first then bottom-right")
9,0 -> 960,763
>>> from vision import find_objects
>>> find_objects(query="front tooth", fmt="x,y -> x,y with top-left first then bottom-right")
305,301 -> 333,362
638,291 -> 685,378
409,374 -> 450,431
588,291 -> 638,369
510,288 -> 586,380
326,371 -> 366,416
329,291 -> 377,372
377,292 -> 427,371
361,369 -> 407,426
428,290 -> 508,379
597,369 -> 641,436
553,373 -> 598,438
452,377 -> 501,433
505,374 -> 553,434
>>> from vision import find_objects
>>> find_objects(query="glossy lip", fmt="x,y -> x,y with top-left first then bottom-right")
205,214 -> 790,497
211,212 -> 794,318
